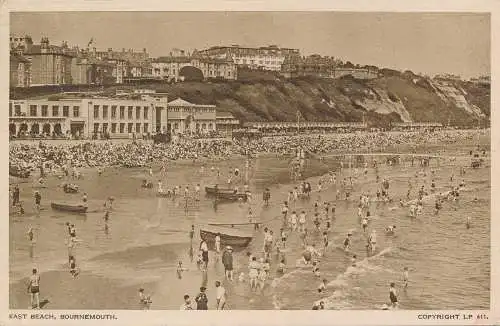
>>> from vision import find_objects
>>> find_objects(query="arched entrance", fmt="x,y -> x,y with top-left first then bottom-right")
9,123 -> 16,135
43,123 -> 51,135
31,123 -> 40,135
19,123 -> 28,135
185,115 -> 194,133
54,123 -> 62,135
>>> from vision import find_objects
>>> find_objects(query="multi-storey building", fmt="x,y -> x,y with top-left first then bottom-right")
152,55 -> 237,81
10,53 -> 31,87
21,37 -> 75,86
197,44 -> 300,71
70,57 -> 115,85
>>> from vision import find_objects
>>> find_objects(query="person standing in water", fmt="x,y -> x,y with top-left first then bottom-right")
389,282 -> 398,308
27,268 -> 40,309
27,227 -> 35,258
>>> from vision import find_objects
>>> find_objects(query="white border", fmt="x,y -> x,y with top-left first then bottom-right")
1,1 -> 498,326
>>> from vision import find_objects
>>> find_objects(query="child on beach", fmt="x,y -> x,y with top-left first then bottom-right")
138,288 -> 152,310
69,255 -> 79,278
177,261 -> 187,279
277,258 -> 286,275
280,228 -> 287,249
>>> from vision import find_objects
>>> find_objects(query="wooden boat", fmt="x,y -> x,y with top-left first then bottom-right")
51,202 -> 88,213
199,225 -> 253,250
156,190 -> 172,198
141,180 -> 154,189
9,165 -> 30,178
63,183 -> 79,193
216,192 -> 248,202
205,186 -> 234,195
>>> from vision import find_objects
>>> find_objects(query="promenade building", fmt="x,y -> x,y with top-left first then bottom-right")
391,122 -> 443,131
167,98 -> 217,134
197,45 -> 300,71
9,93 -> 226,139
9,99 -> 87,138
243,121 -> 367,133
216,112 -> 241,135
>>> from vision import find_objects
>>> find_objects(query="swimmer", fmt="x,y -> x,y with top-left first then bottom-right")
343,233 -> 352,252
177,261 -> 187,279
318,279 -> 328,293
403,267 -> 409,288
389,282 -> 398,308
385,225 -> 396,235
466,216 -> 471,229
361,217 -> 368,233
351,255 -> 357,267
277,259 -> 286,275
312,261 -> 320,277
322,231 -> 329,250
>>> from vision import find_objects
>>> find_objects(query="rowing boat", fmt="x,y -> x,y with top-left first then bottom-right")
205,186 -> 234,195
51,202 -> 88,213
199,225 -> 253,250
216,192 -> 248,202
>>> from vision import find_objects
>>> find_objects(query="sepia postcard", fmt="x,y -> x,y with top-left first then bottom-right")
1,1 -> 498,325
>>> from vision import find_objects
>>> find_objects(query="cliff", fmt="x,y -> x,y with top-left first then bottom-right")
11,71 -> 490,128
153,72 -> 490,128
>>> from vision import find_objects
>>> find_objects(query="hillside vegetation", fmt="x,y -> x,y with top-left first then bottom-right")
11,70 -> 490,128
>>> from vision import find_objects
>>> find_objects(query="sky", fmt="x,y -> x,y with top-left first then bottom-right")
10,11 -> 490,79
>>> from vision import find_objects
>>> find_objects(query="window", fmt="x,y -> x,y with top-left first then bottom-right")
111,123 -> 117,133
136,106 -> 141,120
102,123 -> 108,133
120,106 -> 125,119
119,123 -> 125,133
174,122 -> 179,129
63,106 -> 69,117
143,123 -> 149,133
93,105 -> 99,119
127,123 -> 133,133
93,123 -> 99,133
111,106 -> 117,119
136,123 -> 141,133
29,105 -> 37,117
9,103 -> 12,117
103,105 -> 108,119
41,105 -> 48,117
73,106 -> 80,117
208,123 -> 213,130
144,107 -> 148,119
52,105 -> 59,117
128,106 -> 133,119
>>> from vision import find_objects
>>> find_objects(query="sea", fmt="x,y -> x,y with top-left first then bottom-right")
9,138 -> 490,310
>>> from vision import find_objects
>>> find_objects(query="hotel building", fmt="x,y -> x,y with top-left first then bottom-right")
197,45 -> 300,71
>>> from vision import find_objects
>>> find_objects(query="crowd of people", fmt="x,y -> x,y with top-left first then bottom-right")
9,129 -> 486,177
